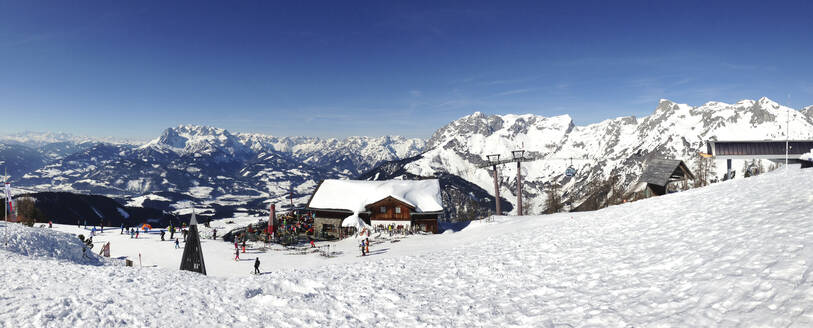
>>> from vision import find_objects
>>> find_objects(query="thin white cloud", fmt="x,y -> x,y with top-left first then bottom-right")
493,88 -> 532,97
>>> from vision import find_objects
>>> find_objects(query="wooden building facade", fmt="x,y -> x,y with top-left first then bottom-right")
306,179 -> 444,238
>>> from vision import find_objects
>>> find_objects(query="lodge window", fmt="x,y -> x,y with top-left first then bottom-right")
395,207 -> 401,214
380,206 -> 386,213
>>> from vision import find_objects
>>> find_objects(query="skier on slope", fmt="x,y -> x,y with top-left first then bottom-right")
241,240 -> 246,253
360,239 -> 366,256
254,257 -> 260,274
161,230 -> 166,241
174,238 -> 180,249
235,248 -> 240,261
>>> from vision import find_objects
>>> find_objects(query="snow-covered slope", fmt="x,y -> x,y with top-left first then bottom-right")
398,97 -> 813,215
2,163 -> 813,326
0,222 -> 103,265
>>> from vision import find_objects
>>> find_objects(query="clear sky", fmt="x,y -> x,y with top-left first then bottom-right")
1,1 -> 812,139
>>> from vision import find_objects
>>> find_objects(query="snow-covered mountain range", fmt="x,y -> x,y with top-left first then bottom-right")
2,97 -> 812,219
366,97 -> 813,216
3,126 -> 424,217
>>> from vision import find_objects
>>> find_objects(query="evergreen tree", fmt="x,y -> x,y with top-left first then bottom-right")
544,183 -> 563,214
693,154 -> 716,187
16,197 -> 45,226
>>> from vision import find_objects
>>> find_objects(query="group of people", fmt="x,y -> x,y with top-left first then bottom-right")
233,239 -> 248,260
233,211 -> 317,246
279,212 -> 315,236
233,237 -> 262,275
374,223 -> 423,237
359,237 -> 370,256
126,228 -> 140,239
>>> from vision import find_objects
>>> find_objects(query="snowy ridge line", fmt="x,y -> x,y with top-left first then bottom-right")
400,96 -> 813,215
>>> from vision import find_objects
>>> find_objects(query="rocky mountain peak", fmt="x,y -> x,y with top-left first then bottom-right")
757,96 -> 780,109
654,99 -> 688,114
156,127 -> 188,149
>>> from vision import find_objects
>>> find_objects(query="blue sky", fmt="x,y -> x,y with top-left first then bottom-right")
1,1 -> 812,139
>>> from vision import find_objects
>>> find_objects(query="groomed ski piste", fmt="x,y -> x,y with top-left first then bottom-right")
2,167 -> 813,327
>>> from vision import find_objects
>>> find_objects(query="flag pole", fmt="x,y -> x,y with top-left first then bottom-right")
4,166 -> 6,223
786,94 -> 790,173
3,165 -> 6,246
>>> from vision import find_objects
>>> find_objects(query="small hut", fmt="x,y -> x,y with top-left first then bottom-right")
633,159 -> 695,198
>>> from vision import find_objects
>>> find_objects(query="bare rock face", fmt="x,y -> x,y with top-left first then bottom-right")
801,105 -> 813,125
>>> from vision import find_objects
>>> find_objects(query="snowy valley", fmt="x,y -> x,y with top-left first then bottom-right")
1,164 -> 812,326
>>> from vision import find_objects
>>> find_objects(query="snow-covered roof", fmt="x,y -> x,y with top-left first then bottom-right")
341,214 -> 371,229
308,179 -> 443,214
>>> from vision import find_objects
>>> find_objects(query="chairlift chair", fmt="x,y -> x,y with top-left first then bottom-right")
565,157 -> 576,177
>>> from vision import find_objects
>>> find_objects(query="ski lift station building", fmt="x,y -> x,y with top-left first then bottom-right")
632,159 -> 695,198
306,179 -> 444,238
706,140 -> 813,169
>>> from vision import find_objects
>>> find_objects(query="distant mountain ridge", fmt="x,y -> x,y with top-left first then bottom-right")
1,126 -> 425,219
1,97 -> 812,221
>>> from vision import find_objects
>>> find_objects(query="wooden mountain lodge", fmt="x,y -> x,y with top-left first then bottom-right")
632,159 -> 695,198
306,179 -> 444,239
